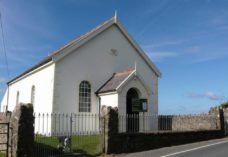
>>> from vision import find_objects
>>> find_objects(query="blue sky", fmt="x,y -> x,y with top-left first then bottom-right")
0,0 -> 227,114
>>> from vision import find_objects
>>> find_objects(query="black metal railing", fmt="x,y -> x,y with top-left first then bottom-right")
33,113 -> 104,157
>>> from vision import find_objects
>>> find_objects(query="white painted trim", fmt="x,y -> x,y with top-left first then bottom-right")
161,140 -> 228,157
116,70 -> 136,90
8,61 -> 54,85
134,74 -> 152,95
115,21 -> 161,77
97,91 -> 118,96
52,19 -> 115,62
52,18 -> 161,77
116,71 -> 152,95
7,17 -> 161,86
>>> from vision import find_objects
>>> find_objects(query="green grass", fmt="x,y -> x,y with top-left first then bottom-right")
34,134 -> 102,156
71,135 -> 101,155
0,152 -> 6,157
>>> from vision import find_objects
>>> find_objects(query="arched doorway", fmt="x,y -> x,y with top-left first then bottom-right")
126,88 -> 139,132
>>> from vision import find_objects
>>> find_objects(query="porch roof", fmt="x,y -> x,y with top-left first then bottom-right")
96,67 -> 135,94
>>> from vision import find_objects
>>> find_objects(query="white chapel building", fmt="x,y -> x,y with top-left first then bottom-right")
1,16 -> 161,132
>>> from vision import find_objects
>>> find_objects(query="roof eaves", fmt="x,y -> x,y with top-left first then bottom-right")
7,57 -> 53,85
7,16 -> 116,85
51,17 -> 116,61
95,74 -> 115,94
7,16 -> 161,86
96,68 -> 135,94
115,21 -> 161,77
96,89 -> 117,95
116,69 -> 136,91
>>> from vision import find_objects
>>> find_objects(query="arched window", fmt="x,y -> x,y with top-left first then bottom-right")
31,85 -> 35,105
79,81 -> 91,112
16,91 -> 20,105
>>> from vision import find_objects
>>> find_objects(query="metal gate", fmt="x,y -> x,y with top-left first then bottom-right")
0,122 -> 12,157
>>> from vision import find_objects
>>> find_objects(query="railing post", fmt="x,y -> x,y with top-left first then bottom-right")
103,116 -> 106,153
70,113 -> 73,152
143,112 -> 145,132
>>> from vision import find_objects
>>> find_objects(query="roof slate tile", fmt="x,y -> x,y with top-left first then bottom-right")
97,67 -> 135,94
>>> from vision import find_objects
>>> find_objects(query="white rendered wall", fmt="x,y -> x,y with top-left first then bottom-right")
54,25 -> 158,115
118,77 -> 158,132
118,77 -> 149,115
3,63 -> 55,112
0,63 -> 55,134
1,88 -> 8,112
100,93 -> 118,108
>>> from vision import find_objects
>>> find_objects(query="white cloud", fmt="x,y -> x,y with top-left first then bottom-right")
188,91 -> 225,101
188,93 -> 205,98
148,52 -> 178,61
205,91 -> 225,101
192,51 -> 228,63
143,40 -> 184,49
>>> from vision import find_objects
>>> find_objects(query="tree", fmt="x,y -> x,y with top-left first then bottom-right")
220,101 -> 228,108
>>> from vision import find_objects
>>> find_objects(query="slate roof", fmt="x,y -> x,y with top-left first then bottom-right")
97,67 -> 135,94
49,16 -> 115,58
7,57 -> 52,84
8,16 -> 161,84
7,17 -> 116,84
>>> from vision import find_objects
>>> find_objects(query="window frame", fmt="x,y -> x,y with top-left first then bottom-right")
79,81 -> 91,112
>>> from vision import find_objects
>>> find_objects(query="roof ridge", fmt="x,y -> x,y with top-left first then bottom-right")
50,16 -> 116,58
115,67 -> 135,75
8,16 -> 116,84
97,67 -> 135,94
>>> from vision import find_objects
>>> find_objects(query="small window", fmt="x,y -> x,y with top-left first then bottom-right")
16,91 -> 20,105
31,86 -> 35,105
79,81 -> 91,112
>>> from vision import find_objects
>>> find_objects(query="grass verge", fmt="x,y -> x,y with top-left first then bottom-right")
34,134 -> 102,156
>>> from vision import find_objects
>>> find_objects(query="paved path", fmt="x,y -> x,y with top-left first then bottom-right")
116,137 -> 228,157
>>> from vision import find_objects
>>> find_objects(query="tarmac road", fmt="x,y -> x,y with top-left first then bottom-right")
117,137 -> 228,157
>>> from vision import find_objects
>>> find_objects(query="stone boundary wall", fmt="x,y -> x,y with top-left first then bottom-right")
158,114 -> 220,131
171,115 -> 219,131
0,112 -> 11,154
0,112 -> 11,122
0,103 -> 34,157
101,106 -> 118,154
102,106 -> 226,154
223,108 -> 228,136
223,108 -> 228,117
108,130 -> 223,153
